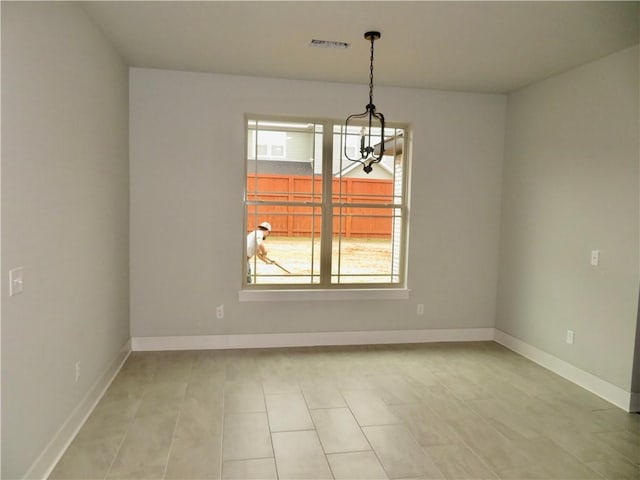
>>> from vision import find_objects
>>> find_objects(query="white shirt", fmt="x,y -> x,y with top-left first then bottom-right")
246,229 -> 265,259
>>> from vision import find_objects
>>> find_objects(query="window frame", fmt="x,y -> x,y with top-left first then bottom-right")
243,113 -> 410,291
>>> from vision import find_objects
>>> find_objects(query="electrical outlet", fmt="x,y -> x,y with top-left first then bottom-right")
75,362 -> 81,382
417,303 -> 424,315
566,330 -> 574,345
216,304 -> 224,319
590,250 -> 600,266
9,267 -> 24,296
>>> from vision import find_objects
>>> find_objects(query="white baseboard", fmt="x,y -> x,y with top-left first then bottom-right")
494,329 -> 635,412
131,327 -> 495,351
25,339 -> 132,480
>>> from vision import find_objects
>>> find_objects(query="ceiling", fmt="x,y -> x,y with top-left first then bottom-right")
81,1 -> 639,94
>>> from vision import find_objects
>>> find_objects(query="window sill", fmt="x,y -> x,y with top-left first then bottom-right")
238,288 -> 410,302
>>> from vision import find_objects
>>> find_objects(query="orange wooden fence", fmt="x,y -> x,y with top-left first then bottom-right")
247,174 -> 393,238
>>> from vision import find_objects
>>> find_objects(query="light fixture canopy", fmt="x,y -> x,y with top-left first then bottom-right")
344,31 -> 386,174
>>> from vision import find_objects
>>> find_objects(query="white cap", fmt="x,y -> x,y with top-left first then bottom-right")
259,221 -> 272,232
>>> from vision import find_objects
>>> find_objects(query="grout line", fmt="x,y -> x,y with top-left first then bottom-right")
102,417 -> 131,480
102,357 -> 149,480
415,369 -> 502,480
161,356 -> 195,480
344,391 -> 392,480
259,373 -> 280,479
301,383 -> 337,480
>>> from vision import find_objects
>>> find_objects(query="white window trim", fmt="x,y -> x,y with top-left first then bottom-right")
244,114 -> 410,290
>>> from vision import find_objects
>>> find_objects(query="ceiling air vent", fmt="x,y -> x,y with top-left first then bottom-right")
309,39 -> 350,49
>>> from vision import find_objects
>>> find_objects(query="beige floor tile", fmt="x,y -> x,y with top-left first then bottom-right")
327,451 -> 389,479
466,397 -> 541,440
540,384 -> 619,413
444,413 -> 532,472
72,395 -> 140,443
301,383 -> 346,409
585,408 -> 640,433
222,412 -> 272,461
497,462 -> 602,479
225,353 -> 262,382
404,368 -> 441,389
342,390 -> 401,426
334,373 -> 375,390
388,403 -> 461,447
107,465 -> 166,480
135,381 -> 187,418
164,434 -> 222,479
544,427 -> 635,464
106,413 -> 178,479
595,429 -> 640,464
186,378 -> 225,403
368,374 -> 423,405
115,355 -> 155,383
408,385 -> 474,421
362,424 -> 443,479
191,350 -> 227,377
516,398 -> 579,434
424,443 -> 498,479
49,436 -> 122,480
272,430 -> 333,480
311,407 -> 371,453
222,458 -> 278,479
175,394 -> 224,439
495,436 -> 604,479
265,392 -> 314,432
149,351 -> 196,383
262,377 -> 301,395
99,374 -> 148,405
586,457 -> 640,480
192,369 -> 226,391
224,381 -> 266,413
478,378 -> 534,406
431,372 -> 494,401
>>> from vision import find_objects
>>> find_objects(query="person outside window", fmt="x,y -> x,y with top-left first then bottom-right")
246,221 -> 271,283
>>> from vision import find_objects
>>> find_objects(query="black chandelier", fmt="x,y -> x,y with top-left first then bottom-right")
344,31 -> 386,174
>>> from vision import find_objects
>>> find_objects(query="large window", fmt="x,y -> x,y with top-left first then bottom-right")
245,115 -> 408,288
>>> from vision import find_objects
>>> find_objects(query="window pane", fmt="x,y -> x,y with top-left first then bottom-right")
331,207 -> 402,284
247,121 -> 322,205
246,206 -> 321,285
330,125 -> 405,285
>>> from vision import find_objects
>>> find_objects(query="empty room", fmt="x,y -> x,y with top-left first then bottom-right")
2,1 -> 639,479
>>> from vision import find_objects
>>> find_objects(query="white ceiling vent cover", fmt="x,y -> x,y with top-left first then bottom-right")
309,39 -> 350,49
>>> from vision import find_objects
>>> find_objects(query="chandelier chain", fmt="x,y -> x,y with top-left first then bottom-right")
369,36 -> 375,106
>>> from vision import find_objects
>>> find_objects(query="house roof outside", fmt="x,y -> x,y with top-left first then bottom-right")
248,158 -> 394,179
248,160 -> 313,176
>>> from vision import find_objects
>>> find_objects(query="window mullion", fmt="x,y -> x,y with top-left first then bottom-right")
319,121 -> 333,286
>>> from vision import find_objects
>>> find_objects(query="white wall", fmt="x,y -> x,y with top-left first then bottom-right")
130,68 -> 506,338
1,3 -> 130,478
497,46 -> 639,392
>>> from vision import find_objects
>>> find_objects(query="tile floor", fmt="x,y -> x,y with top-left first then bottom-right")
49,342 -> 639,479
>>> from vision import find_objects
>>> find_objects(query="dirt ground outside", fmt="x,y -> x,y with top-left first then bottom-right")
249,235 -> 398,284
